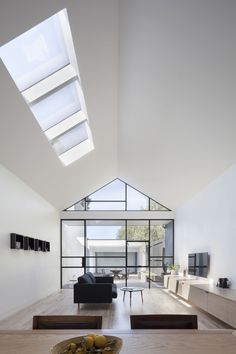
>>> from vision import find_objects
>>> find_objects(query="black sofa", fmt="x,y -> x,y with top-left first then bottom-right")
74,272 -> 118,304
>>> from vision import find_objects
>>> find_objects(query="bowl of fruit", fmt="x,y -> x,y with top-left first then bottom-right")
51,334 -> 122,354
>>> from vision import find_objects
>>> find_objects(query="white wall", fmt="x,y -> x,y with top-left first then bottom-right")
175,163 -> 236,289
0,164 -> 60,320
118,0 -> 236,211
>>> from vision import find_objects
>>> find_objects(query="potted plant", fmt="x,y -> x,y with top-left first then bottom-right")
167,263 -> 179,275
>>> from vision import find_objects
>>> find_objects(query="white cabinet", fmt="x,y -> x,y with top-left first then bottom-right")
177,281 -> 190,300
207,293 -> 228,323
188,285 -> 208,311
164,276 -> 236,327
189,284 -> 236,328
164,275 -> 190,294
178,279 -> 208,300
165,275 -> 208,301
168,276 -> 179,293
164,275 -> 183,292
164,275 -> 169,288
227,299 -> 236,328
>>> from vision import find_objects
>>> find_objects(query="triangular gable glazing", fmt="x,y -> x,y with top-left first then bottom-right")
65,179 -> 170,211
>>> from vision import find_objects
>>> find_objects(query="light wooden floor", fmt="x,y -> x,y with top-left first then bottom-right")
0,287 -> 232,330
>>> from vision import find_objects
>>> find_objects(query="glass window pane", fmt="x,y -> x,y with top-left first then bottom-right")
0,11 -> 69,91
85,267 -> 125,284
127,220 -> 149,241
87,239 -> 126,253
30,81 -> 81,131
150,223 -> 165,257
85,267 -> 107,275
51,121 -> 88,156
88,179 -> 125,201
163,257 -> 174,272
149,267 -> 165,284
86,220 -> 125,240
150,199 -> 169,211
62,268 -> 84,289
74,200 -> 85,210
150,258 -> 163,268
86,221 -> 126,267
95,252 -> 125,269
150,221 -> 165,243
93,252 -> 126,257
66,199 -> 85,211
62,220 -> 84,256
150,220 -> 174,257
86,201 -> 125,211
86,241 -> 126,269
126,267 -> 149,287
62,257 -> 83,267
127,241 -> 149,267
127,186 -> 149,210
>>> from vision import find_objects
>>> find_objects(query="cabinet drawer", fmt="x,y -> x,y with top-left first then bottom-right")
168,277 -> 178,293
188,286 -> 208,311
207,293 -> 228,323
164,275 -> 169,288
226,299 -> 236,328
177,281 -> 190,300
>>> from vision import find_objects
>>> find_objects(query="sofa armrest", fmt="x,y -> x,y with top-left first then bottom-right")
95,276 -> 114,284
74,283 -> 113,303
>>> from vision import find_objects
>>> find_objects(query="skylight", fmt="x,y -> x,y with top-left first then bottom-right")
0,13 -> 69,91
51,121 -> 88,155
30,80 -> 81,131
0,9 -> 94,166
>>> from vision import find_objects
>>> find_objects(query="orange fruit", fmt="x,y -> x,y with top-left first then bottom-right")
86,333 -> 97,341
84,336 -> 94,349
94,335 -> 107,348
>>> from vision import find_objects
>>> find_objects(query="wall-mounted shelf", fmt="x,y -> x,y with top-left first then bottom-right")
10,234 -> 50,252
10,233 -> 24,249
38,239 -> 44,252
24,236 -> 35,250
34,239 -> 39,251
45,241 -> 50,252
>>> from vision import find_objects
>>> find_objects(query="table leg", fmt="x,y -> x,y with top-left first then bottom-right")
123,291 -> 125,302
130,291 -> 132,306
141,290 -> 143,303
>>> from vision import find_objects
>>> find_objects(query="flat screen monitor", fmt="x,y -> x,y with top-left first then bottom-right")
188,252 -> 209,278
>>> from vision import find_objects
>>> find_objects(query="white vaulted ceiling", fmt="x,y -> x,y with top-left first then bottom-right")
1,0 -> 236,211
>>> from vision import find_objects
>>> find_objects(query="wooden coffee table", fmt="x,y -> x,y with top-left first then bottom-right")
120,287 -> 144,306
